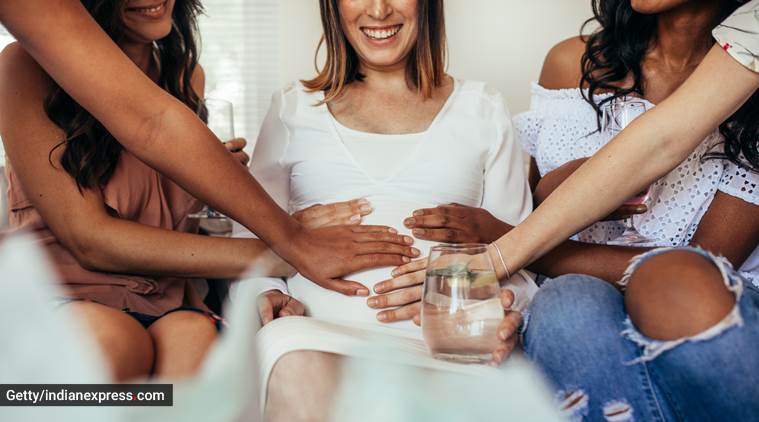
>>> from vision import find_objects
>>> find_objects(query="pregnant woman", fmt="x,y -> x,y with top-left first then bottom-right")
232,0 -> 535,420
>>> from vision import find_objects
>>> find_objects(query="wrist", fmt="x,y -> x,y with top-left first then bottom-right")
268,218 -> 307,267
484,221 -> 513,244
488,243 -> 511,281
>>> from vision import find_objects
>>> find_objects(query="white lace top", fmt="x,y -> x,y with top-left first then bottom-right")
514,83 -> 759,286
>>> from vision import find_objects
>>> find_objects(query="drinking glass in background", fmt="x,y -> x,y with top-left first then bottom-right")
188,98 -> 235,221
602,98 -> 656,246
421,244 -> 504,364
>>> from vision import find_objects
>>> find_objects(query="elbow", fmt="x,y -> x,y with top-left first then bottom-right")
69,240 -> 109,273
63,230 -> 117,273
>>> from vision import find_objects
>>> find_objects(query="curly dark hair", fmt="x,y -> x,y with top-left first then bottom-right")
580,0 -> 759,171
45,0 -> 206,189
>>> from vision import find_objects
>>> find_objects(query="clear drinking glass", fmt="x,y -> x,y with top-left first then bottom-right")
188,98 -> 235,221
421,244 -> 504,364
602,98 -> 655,246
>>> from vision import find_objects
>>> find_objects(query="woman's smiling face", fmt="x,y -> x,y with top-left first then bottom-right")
338,0 -> 419,71
121,0 -> 176,43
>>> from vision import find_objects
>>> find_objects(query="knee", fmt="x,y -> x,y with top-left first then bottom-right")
624,250 -> 736,341
270,351 -> 337,384
150,310 -> 218,342
68,302 -> 154,381
148,311 -> 218,378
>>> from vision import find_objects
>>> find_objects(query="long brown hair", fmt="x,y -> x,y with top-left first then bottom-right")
303,0 -> 447,103
46,0 -> 205,189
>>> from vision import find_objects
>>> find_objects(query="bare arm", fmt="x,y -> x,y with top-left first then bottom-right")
0,1 -> 412,286
0,46 -> 291,280
0,1 -> 294,240
492,45 -> 759,276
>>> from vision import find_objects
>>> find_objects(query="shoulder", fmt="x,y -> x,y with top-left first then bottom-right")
0,42 -> 52,129
454,79 -> 511,118
190,63 -> 205,92
0,42 -> 51,97
538,36 -> 586,90
269,80 -> 322,114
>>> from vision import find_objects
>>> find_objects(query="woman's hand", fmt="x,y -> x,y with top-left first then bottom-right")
257,290 -> 306,325
290,225 -> 420,297
489,289 -> 523,366
293,198 -> 373,229
223,138 -> 250,166
535,158 -> 647,221
368,259 -> 427,324
403,204 -> 511,244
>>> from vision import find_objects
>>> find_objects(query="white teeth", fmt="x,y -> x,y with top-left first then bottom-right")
362,26 -> 401,40
132,3 -> 164,13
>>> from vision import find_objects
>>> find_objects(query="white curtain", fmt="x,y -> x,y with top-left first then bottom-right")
198,0 -> 281,152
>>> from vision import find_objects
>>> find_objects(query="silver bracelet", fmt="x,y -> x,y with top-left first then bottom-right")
491,243 -> 511,280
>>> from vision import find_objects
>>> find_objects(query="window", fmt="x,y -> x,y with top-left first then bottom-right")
198,0 -> 280,151
0,25 -> 13,167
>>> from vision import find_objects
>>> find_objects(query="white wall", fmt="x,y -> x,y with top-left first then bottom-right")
278,0 -> 592,113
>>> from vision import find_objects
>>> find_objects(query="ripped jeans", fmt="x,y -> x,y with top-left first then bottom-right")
522,247 -> 759,422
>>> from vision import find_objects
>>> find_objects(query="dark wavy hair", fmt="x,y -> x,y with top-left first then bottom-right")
45,0 -> 205,189
580,0 -> 759,171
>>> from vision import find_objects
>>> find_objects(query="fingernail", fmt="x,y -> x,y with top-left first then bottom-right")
411,248 -> 420,256
357,289 -> 370,296
280,311 -> 291,317
404,218 -> 415,227
367,297 -> 378,307
499,331 -> 507,341
403,236 -> 414,244
388,228 -> 398,234
378,313 -> 388,322
403,256 -> 411,263
412,229 -> 425,236
349,214 -> 361,223
360,205 -> 372,213
413,210 -> 423,217
357,198 -> 369,205
374,284 -> 385,293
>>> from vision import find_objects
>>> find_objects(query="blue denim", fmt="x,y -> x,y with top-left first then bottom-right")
522,250 -> 759,422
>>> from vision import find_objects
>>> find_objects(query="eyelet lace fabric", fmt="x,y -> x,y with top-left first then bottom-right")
514,83 -> 759,286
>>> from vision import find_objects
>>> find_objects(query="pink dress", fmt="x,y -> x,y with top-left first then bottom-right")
5,150 -> 207,316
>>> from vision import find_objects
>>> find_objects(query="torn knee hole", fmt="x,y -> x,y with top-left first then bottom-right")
559,389 -> 589,419
603,400 -> 634,422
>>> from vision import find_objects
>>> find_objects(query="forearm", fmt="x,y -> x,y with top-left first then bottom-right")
528,240 -> 650,283
492,46 -> 759,275
0,0 -> 300,250
74,216 -> 291,280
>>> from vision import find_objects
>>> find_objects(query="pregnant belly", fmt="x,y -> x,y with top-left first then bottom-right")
288,197 -> 439,333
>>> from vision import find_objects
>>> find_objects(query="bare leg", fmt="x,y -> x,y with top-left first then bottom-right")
65,301 -> 154,381
624,249 -> 736,340
265,351 -> 344,422
147,310 -> 218,379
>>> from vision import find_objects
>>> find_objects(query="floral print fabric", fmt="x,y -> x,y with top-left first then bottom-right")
713,0 -> 759,72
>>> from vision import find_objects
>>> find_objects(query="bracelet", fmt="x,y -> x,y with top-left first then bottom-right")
491,243 -> 511,280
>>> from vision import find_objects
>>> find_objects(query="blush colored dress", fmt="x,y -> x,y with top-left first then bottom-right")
5,150 -> 207,316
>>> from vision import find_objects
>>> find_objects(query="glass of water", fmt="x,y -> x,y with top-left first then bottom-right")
421,244 -> 504,364
602,98 -> 655,245
188,98 -> 235,221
